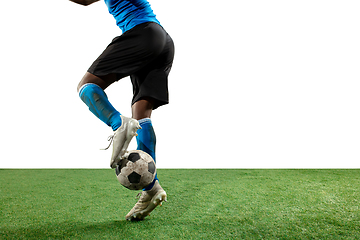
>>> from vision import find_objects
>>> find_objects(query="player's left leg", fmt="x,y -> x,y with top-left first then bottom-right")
78,72 -> 141,168
78,72 -> 121,131
125,98 -> 167,221
132,98 -> 159,189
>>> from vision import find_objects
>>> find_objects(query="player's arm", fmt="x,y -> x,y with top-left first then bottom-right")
69,0 -> 100,6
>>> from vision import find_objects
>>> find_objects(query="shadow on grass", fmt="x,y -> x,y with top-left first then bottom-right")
0,219 -> 153,239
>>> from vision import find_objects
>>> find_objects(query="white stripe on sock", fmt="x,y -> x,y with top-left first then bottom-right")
78,83 -> 101,95
138,118 -> 151,125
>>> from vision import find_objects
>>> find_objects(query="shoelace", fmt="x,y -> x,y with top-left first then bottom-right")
101,135 -> 114,150
136,192 -> 142,200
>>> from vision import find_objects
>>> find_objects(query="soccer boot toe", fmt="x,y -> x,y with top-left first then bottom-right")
109,116 -> 141,168
126,181 -> 167,221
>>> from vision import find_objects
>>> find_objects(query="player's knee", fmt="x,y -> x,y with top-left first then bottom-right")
77,72 -> 96,92
77,81 -> 84,93
77,73 -> 89,93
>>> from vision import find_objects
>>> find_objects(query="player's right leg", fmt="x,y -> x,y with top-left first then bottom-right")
125,98 -> 166,221
77,72 -> 140,168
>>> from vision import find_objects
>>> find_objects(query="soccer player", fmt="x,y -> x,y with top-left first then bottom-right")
70,0 -> 175,221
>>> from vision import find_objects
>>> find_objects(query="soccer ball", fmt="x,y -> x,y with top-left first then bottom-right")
115,150 -> 156,190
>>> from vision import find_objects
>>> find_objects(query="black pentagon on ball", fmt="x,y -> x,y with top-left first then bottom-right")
128,171 -> 141,184
128,152 -> 141,163
148,162 -> 156,174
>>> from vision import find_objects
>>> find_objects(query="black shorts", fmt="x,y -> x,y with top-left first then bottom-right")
88,22 -> 175,109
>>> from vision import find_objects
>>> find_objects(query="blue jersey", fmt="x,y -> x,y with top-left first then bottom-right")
104,0 -> 160,33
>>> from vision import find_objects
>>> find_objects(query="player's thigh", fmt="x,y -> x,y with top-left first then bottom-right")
77,72 -> 117,92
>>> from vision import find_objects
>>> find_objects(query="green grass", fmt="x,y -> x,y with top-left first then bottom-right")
1,169 -> 359,239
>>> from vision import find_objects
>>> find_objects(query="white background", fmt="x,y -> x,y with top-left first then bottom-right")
0,0 -> 359,168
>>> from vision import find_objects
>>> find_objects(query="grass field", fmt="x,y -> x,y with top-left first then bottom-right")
1,169 -> 359,239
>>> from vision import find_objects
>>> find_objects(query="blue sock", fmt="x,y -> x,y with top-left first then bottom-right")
79,83 -> 122,131
136,118 -> 159,191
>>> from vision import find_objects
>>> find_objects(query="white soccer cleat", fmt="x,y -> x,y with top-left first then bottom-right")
103,115 -> 141,168
125,180 -> 167,221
